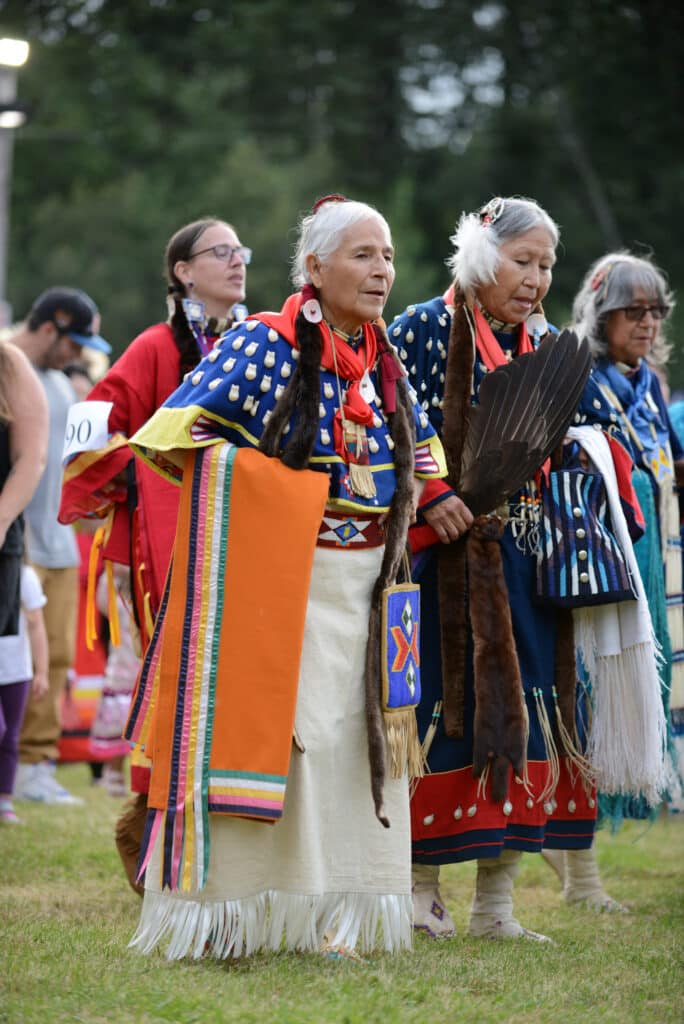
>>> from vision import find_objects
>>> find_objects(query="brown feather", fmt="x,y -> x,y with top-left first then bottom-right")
459,329 -> 591,515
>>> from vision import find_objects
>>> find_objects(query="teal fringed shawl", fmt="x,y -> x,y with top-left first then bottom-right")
598,468 -> 672,829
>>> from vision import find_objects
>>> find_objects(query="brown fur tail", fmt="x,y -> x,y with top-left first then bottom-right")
467,515 -> 526,802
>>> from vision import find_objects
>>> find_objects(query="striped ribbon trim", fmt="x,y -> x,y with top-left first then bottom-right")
207,769 -> 287,818
136,444 -> 235,891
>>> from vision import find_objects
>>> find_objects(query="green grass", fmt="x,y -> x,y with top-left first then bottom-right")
1,763 -> 682,1024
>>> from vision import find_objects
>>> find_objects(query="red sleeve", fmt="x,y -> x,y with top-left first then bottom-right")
59,325 -> 179,526
607,434 -> 645,538
410,478 -> 456,552
419,477 -> 454,510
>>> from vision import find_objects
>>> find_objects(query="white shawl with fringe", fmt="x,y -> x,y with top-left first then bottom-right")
567,426 -> 668,805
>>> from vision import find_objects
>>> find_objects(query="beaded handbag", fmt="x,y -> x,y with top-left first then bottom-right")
536,468 -> 636,608
381,552 -> 423,777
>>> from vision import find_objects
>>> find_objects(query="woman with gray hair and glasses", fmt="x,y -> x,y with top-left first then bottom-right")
558,252 -> 684,846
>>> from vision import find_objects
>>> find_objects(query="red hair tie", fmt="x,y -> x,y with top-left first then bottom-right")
312,193 -> 348,214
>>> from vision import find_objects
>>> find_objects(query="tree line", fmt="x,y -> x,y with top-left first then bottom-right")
3,0 -> 684,384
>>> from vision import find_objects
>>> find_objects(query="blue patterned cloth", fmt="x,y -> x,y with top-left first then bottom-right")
132,313 -> 446,514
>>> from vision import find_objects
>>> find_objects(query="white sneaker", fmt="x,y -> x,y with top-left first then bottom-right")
39,763 -> 84,805
14,762 -> 53,802
14,762 -> 83,805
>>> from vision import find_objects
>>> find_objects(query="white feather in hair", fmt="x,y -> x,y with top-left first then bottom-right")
447,213 -> 500,297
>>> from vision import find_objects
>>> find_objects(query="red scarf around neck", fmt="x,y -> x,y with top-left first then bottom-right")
442,285 -> 533,370
253,292 -> 377,428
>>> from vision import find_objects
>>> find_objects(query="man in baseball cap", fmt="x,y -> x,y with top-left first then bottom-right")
22,286 -> 111,367
11,286 -> 110,805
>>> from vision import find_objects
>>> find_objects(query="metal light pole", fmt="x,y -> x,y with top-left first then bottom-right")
0,38 -> 30,329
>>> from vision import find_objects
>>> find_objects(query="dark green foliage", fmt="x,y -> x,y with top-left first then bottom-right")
1,0 -> 683,382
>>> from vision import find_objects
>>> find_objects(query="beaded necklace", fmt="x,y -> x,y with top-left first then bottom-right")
325,321 -> 376,499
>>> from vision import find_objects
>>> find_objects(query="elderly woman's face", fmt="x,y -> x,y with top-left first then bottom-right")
307,217 -> 395,335
605,286 -> 663,367
475,226 -> 556,324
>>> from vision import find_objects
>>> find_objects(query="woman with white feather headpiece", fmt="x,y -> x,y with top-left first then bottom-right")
389,196 -> 665,941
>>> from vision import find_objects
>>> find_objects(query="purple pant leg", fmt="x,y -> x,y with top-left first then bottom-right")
0,680 -> 31,794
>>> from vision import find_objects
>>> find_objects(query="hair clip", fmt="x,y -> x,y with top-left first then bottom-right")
312,193 -> 348,214
591,268 -> 606,291
590,263 -> 613,295
479,197 -> 505,226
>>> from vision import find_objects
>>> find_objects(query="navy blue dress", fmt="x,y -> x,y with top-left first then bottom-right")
389,297 -> 597,864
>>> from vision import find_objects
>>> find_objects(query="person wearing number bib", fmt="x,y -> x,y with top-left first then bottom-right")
9,287 -> 111,806
58,219 -> 249,889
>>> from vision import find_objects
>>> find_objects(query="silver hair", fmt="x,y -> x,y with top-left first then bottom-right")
572,251 -> 674,366
291,198 -> 392,288
446,196 -> 559,299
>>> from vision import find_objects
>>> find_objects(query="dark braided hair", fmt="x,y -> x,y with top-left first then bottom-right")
258,308 -> 322,468
164,218 -> 237,383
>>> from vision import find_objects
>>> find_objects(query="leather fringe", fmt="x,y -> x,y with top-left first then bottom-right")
554,607 -> 579,752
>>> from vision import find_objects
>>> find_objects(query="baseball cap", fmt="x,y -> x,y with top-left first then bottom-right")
28,287 -> 112,355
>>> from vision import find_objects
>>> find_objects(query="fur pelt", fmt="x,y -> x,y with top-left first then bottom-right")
115,792 -> 149,897
438,294 -> 475,738
363,327 -> 417,826
467,515 -> 527,800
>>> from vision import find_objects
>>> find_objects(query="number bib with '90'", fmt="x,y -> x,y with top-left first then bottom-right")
62,401 -> 114,463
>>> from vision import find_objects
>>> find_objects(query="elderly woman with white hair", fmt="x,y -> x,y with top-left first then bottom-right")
389,196 -> 609,942
124,195 -> 447,961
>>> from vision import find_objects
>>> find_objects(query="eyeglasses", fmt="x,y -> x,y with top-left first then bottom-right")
189,244 -> 252,265
619,304 -> 669,322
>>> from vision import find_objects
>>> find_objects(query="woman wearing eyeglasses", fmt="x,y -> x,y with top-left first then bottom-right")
58,217 -> 250,889
566,252 -> 684,831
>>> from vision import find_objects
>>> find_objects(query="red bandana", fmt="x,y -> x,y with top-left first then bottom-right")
251,294 -> 378,467
442,286 -> 533,369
